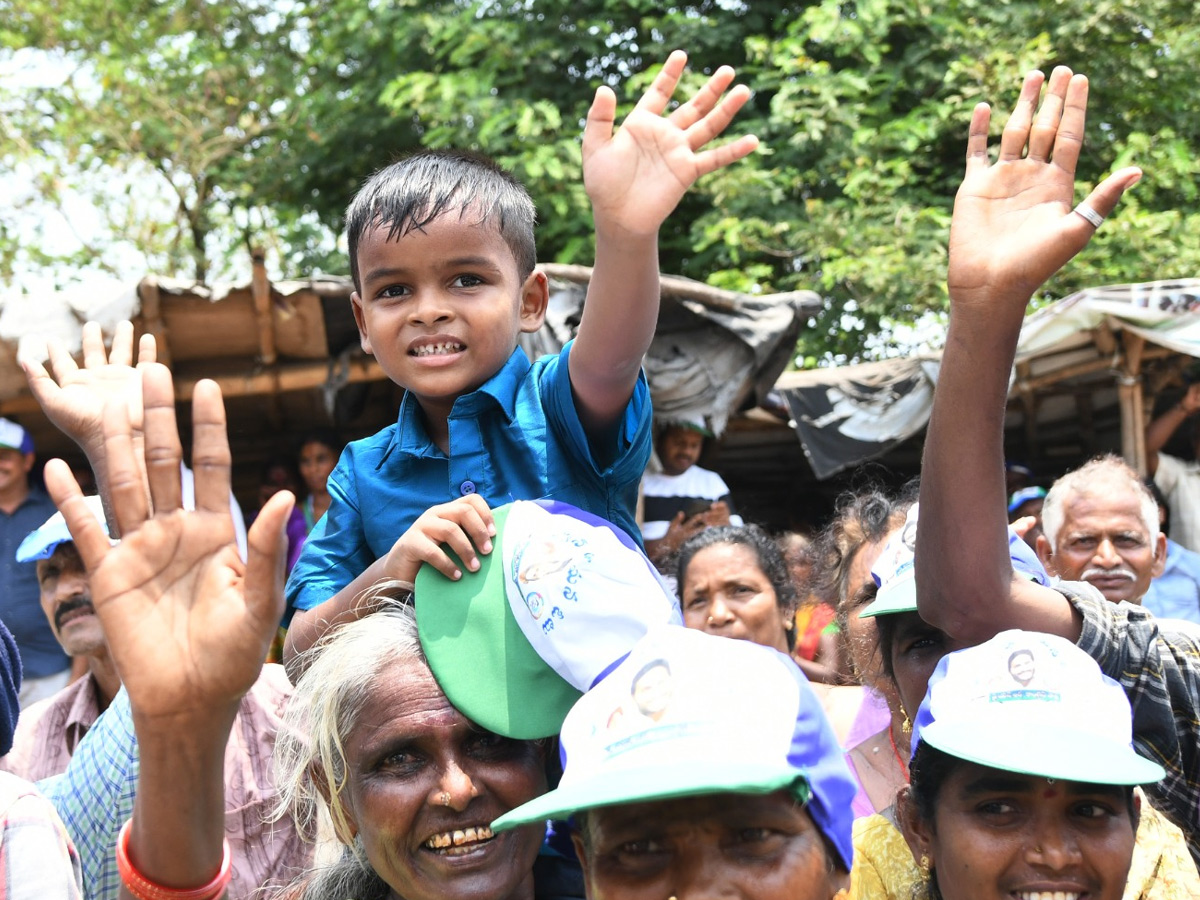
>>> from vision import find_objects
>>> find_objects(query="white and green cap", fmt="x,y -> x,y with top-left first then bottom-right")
492,625 -> 857,871
913,629 -> 1165,785
415,499 -> 681,740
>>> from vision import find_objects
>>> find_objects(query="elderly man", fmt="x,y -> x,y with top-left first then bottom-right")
0,497 -> 119,780
1035,455 -> 1166,605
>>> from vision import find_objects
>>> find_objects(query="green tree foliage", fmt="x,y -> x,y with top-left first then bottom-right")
3,1 -> 1199,362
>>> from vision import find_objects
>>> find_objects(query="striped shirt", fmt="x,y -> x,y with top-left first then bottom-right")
1063,581 -> 1200,865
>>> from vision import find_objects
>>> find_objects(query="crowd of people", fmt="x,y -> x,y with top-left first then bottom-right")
0,51 -> 1197,900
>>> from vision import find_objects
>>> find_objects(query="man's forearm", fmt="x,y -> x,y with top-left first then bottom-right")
916,307 -> 1023,641
1146,403 -> 1190,457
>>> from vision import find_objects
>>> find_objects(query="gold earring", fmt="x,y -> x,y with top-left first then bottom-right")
919,854 -> 930,871
901,709 -> 912,735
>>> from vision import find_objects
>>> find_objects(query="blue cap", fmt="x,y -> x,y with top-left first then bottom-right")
16,496 -> 111,562
492,626 -> 857,871
1008,485 -> 1047,515
0,419 -> 33,455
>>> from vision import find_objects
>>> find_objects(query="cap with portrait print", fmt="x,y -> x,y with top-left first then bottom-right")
415,499 -> 681,740
912,629 -> 1165,785
0,419 -> 33,455
492,625 -> 857,871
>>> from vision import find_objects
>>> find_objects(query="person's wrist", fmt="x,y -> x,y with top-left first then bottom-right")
118,819 -> 232,900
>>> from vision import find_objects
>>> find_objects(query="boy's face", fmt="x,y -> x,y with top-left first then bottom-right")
351,213 -> 548,425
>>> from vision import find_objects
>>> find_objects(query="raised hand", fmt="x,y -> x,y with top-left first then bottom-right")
582,49 -> 758,238
23,320 -> 156,456
947,67 -> 1142,314
43,364 -> 291,726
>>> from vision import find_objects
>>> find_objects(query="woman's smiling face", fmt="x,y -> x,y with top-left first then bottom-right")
902,760 -> 1137,900
338,658 -> 548,900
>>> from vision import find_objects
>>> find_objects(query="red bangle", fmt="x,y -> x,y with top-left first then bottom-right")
117,819 -> 233,900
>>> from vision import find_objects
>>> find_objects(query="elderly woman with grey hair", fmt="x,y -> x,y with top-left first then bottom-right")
271,586 -> 556,900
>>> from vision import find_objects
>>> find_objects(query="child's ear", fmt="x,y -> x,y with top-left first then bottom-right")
518,270 -> 550,334
351,292 -> 373,355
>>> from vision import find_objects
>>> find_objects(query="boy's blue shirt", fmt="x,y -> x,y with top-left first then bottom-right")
286,340 -> 652,614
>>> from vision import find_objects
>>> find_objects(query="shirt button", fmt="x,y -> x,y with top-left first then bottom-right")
460,480 -> 476,495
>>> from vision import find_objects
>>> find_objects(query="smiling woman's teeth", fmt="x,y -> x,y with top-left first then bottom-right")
412,342 -> 465,357
1015,892 -> 1081,900
425,825 -> 495,852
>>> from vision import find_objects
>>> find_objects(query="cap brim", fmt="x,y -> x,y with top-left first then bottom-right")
492,760 -> 807,831
920,721 -> 1166,786
415,506 -> 582,740
859,579 -> 918,618
15,523 -> 72,563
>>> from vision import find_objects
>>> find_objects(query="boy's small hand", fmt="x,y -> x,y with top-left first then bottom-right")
384,494 -> 496,584
947,67 -> 1141,316
582,49 -> 758,238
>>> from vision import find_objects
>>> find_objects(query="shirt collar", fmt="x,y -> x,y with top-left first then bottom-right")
386,347 -> 530,461
64,674 -> 103,755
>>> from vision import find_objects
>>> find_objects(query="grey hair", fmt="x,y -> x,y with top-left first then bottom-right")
1041,455 -> 1159,548
274,839 -> 389,900
272,580 -> 423,855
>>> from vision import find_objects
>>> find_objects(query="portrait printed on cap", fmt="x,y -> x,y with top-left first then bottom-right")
509,529 -> 591,632
986,643 -> 1060,704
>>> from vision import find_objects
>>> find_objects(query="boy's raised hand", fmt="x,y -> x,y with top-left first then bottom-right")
582,49 -> 758,237
384,494 -> 496,584
43,364 -> 291,726
947,67 -> 1142,316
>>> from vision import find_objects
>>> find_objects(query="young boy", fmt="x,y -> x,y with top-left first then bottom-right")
283,51 -> 757,664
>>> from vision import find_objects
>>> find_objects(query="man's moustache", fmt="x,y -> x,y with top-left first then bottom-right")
1080,566 -> 1136,582
54,595 -> 95,631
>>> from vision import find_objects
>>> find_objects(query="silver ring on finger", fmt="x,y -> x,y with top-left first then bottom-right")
1073,202 -> 1105,229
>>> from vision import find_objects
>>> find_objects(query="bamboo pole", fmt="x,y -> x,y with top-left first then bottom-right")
250,251 -> 277,366
1118,333 -> 1148,475
138,276 -> 172,367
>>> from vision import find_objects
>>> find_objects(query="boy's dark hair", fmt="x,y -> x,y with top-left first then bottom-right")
345,150 -> 538,292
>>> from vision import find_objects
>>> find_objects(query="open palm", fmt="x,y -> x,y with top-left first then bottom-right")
947,68 -> 1141,312
45,364 -> 290,725
583,50 -> 758,236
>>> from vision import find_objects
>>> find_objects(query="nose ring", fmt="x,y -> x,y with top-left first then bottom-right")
707,616 -> 715,625
439,792 -> 452,807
